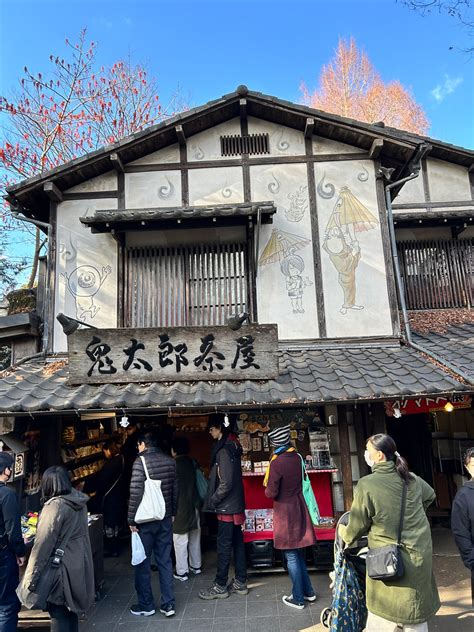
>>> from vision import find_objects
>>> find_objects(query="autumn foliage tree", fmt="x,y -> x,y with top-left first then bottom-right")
0,29 -> 183,291
300,38 -> 429,135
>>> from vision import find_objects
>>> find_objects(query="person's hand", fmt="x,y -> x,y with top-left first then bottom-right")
17,556 -> 26,567
130,525 -> 139,533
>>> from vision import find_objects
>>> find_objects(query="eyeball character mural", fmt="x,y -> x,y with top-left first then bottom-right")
60,265 -> 112,320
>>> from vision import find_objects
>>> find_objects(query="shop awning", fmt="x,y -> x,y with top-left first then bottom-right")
0,344 -> 470,414
80,202 -> 276,233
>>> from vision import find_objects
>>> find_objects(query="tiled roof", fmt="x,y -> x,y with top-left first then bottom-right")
0,345 -> 469,413
412,322 -> 474,381
80,202 -> 276,229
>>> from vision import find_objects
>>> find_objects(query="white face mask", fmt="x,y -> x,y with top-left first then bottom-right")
364,450 -> 375,468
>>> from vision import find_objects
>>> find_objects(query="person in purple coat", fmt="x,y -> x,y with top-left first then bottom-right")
264,424 -> 317,610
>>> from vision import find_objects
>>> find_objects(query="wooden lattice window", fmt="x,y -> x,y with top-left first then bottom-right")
397,238 -> 473,309
124,243 -> 249,327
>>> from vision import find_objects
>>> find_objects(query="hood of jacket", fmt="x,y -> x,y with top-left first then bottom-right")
464,479 -> 474,490
44,489 -> 90,511
211,434 -> 242,464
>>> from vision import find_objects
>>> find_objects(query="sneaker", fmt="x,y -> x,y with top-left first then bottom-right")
289,593 -> 317,603
189,566 -> 202,575
159,603 -> 175,617
227,578 -> 249,595
130,604 -> 155,616
173,571 -> 189,582
282,595 -> 305,610
199,583 -> 229,600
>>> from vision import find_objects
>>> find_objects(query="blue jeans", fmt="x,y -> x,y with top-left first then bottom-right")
284,549 -> 315,605
134,518 -> 174,610
0,549 -> 20,632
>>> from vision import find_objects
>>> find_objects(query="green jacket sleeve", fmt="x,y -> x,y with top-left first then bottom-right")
418,476 -> 436,510
340,480 -> 373,546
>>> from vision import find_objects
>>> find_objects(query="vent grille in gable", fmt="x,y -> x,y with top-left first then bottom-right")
220,133 -> 270,156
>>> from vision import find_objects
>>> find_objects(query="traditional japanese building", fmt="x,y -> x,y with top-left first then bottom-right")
0,86 -> 472,550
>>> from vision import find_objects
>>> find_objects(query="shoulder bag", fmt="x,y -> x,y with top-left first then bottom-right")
366,480 -> 408,581
17,503 -> 79,610
134,456 -> 166,523
194,460 -> 209,502
298,454 -> 321,526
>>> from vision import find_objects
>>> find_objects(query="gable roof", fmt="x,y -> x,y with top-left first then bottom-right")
6,85 -> 474,221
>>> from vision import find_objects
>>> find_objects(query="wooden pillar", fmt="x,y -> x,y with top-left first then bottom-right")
337,404 -> 353,510
354,405 -> 370,478
371,402 -> 387,435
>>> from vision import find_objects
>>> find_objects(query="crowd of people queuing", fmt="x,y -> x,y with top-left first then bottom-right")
0,419 -> 473,632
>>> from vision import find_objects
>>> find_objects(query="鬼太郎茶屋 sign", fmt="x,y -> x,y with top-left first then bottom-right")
67,324 -> 278,384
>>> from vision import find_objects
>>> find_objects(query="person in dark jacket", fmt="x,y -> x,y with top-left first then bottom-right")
17,466 -> 94,632
199,415 -> 248,600
171,436 -> 202,581
451,447 -> 474,605
264,424 -> 317,610
0,452 -> 26,632
84,440 -> 125,556
128,431 -> 178,618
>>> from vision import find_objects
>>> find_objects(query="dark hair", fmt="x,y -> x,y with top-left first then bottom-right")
41,466 -> 72,502
463,447 -> 474,467
137,431 -> 159,448
206,412 -> 232,434
103,439 -> 119,454
172,436 -> 190,456
368,433 -> 414,483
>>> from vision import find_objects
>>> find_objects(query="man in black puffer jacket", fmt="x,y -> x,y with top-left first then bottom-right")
128,432 -> 178,618
199,415 -> 248,600
451,447 -> 474,606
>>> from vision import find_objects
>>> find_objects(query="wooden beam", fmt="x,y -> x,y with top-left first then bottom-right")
369,138 -> 384,159
304,117 -> 314,139
337,405 -> 353,511
110,153 -> 124,173
43,182 -> 63,203
468,163 -> 474,173
175,125 -> 186,147
239,98 -> 247,120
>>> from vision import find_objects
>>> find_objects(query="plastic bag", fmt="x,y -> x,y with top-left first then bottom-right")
131,531 -> 146,566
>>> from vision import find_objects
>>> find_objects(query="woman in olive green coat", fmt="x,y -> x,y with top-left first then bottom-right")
340,434 -> 440,632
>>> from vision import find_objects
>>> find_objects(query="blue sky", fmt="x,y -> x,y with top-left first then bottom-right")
1,0 -> 473,149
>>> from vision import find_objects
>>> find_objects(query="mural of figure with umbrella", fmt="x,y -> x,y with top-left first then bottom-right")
322,187 -> 379,315
258,228 -> 313,313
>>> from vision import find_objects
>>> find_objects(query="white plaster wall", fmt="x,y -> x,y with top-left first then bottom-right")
128,144 -> 180,166
54,198 -> 118,352
188,167 -> 244,206
427,158 -> 471,202
65,170 -> 117,193
187,118 -> 241,162
251,163 -> 319,340
393,173 -> 425,204
315,160 -> 393,338
125,171 -> 181,208
312,136 -> 365,155
126,226 -> 246,247
247,117 -> 305,157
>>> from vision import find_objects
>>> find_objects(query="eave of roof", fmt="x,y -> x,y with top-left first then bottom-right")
0,344 -> 470,414
80,202 -> 276,233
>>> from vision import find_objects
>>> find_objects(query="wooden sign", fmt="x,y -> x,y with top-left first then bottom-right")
68,324 -> 279,384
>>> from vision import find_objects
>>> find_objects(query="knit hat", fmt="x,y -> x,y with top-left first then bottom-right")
0,452 -> 14,473
268,424 -> 291,448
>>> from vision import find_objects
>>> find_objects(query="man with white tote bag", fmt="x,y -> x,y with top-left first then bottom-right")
128,432 -> 178,618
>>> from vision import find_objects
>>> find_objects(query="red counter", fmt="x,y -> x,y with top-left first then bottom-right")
242,469 -> 337,543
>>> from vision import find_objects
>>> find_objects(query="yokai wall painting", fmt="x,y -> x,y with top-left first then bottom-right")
250,161 -> 319,340
54,198 -> 118,351
315,161 -> 392,338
